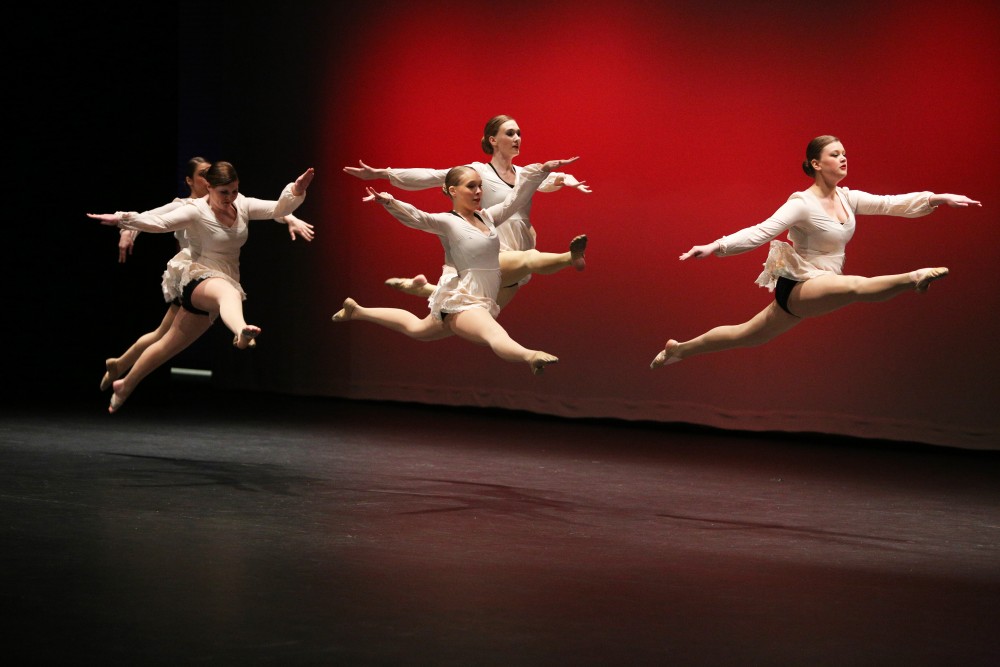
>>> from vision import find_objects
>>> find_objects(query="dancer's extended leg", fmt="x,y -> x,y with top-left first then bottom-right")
190,278 -> 260,349
652,302 -> 801,368
332,297 -> 449,341
789,268 -> 948,317
101,304 -> 179,391
109,308 -> 212,413
446,308 -> 558,374
651,267 -> 948,367
499,234 -> 587,286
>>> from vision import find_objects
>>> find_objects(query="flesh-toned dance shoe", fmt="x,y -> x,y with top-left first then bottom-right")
384,275 -> 429,296
232,336 -> 256,349
650,340 -> 682,369
331,298 -> 358,322
912,267 -> 949,293
233,327 -> 259,349
570,234 -> 587,271
108,393 -> 125,414
530,353 -> 559,375
99,358 -> 119,392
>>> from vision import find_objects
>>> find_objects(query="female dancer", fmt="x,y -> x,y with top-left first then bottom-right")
89,162 -> 314,412
332,157 -> 578,374
650,135 -> 981,368
100,157 -> 315,392
344,114 -> 589,310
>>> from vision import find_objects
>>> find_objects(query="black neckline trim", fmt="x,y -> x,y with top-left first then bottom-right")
488,162 -> 516,188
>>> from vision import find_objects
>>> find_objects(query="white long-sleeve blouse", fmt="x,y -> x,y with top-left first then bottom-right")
118,183 -> 303,299
715,187 -> 935,289
376,164 -> 548,319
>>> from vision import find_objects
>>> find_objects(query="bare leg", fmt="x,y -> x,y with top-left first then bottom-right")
101,304 -> 179,391
446,308 -> 558,374
652,302 -> 801,368
651,267 -> 948,367
385,274 -> 435,298
789,268 -> 948,318
109,308 -> 212,413
190,278 -> 260,349
332,297 -> 450,341
499,234 -> 588,286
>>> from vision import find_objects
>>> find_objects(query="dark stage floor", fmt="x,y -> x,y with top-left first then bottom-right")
3,381 -> 999,665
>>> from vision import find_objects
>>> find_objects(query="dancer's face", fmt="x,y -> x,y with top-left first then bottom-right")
450,173 -> 483,211
187,164 -> 211,198
490,120 -> 521,158
209,180 -> 240,208
812,141 -> 848,180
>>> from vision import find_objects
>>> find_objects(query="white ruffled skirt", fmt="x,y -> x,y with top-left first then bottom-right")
161,248 -> 192,303
428,267 -> 501,320
754,241 -> 842,291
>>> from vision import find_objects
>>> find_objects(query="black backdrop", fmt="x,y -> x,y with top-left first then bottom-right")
11,2 -> 322,407
12,5 -> 177,405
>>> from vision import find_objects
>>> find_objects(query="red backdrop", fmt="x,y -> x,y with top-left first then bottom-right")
251,0 -> 998,449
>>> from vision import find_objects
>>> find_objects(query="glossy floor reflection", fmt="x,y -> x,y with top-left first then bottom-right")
4,384 -> 999,665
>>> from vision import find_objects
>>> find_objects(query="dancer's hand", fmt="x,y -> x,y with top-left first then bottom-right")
554,173 -> 592,193
679,242 -> 720,260
362,187 -> 393,205
292,168 -> 315,196
283,214 -> 315,242
344,160 -> 389,181
87,212 -> 121,226
118,230 -> 135,263
540,157 -> 580,173
931,193 -> 981,208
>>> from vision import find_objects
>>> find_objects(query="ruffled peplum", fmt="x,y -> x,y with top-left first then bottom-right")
754,240 -> 841,291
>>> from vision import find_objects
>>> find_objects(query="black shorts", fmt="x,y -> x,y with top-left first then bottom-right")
181,278 -> 211,316
775,276 -> 801,317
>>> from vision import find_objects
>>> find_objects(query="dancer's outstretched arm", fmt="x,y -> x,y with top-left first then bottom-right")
275,213 -> 315,242
929,194 -> 980,207
484,158 -> 580,225
242,168 -> 315,221
679,241 -> 721,261
109,198 -> 193,262
346,158 -> 593,195
345,160 -> 448,191
543,171 -> 592,193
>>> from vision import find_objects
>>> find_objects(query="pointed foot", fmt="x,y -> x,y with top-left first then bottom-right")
650,340 -> 682,369
385,275 -> 430,296
569,234 -> 587,271
109,380 -> 129,414
912,267 -> 949,293
100,358 -> 120,392
233,325 -> 261,350
332,298 -> 358,322
529,352 -> 559,375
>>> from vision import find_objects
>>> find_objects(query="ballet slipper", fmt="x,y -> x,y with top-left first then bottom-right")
650,340 -> 682,369
912,267 -> 949,293
109,380 -> 128,414
569,234 -> 587,271
100,357 -> 120,392
331,298 -> 358,322
529,352 -> 559,375
233,326 -> 260,350
385,274 -> 429,296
